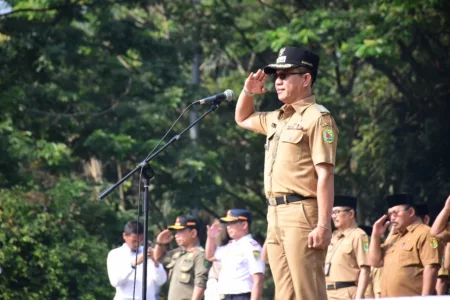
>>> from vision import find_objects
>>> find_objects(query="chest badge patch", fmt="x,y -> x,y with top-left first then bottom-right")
323,129 -> 334,143
253,250 -> 260,260
430,237 -> 438,249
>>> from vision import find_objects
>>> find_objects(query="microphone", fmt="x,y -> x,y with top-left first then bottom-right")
194,89 -> 235,105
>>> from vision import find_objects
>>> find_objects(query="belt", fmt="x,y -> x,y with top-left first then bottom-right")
266,194 -> 313,206
220,292 -> 251,299
326,281 -> 356,290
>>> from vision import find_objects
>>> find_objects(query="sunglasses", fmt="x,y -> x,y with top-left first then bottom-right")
272,72 -> 308,81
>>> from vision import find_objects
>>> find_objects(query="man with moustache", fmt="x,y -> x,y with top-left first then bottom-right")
153,215 -> 210,300
369,194 -> 440,297
235,46 -> 338,300
325,196 -> 370,299
205,209 -> 264,300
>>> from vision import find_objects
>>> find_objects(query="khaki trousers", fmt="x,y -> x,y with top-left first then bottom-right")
326,286 -> 357,300
267,200 -> 327,300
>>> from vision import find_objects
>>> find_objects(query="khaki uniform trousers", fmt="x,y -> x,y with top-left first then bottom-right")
266,199 -> 327,300
326,286 -> 357,300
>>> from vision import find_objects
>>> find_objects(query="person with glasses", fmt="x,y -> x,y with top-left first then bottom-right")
153,215 -> 210,300
368,193 -> 440,297
324,196 -> 370,299
205,209 -> 264,300
234,46 -> 338,300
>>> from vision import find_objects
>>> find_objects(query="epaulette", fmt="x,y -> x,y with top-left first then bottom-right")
249,239 -> 259,247
315,104 -> 330,114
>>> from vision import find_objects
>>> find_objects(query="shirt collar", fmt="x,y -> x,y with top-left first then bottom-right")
235,233 -> 252,244
405,221 -> 422,233
337,224 -> 358,238
290,95 -> 316,114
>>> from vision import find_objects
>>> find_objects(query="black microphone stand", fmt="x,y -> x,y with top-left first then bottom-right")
99,103 -> 220,300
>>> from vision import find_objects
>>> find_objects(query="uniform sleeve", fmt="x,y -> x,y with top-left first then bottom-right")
106,249 -> 135,287
352,232 -> 370,267
246,242 -> 265,275
214,245 -> 226,262
193,250 -> 210,289
308,114 -> 338,166
162,249 -> 175,267
418,230 -> 440,266
250,111 -> 278,135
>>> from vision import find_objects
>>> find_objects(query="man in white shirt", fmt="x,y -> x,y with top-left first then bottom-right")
107,221 -> 167,300
205,209 -> 265,300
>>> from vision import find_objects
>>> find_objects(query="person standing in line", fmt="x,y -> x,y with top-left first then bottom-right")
205,209 -> 265,300
235,46 -> 338,300
369,194 -> 440,297
153,215 -> 210,300
107,221 -> 167,300
325,196 -> 370,299
430,195 -> 450,295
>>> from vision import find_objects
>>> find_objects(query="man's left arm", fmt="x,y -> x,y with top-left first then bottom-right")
419,231 -> 441,295
250,273 -> 264,300
422,264 -> 439,295
309,114 -> 338,249
355,266 -> 370,299
190,250 -> 210,300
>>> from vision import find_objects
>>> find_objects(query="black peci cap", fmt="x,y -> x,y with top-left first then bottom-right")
263,46 -> 320,83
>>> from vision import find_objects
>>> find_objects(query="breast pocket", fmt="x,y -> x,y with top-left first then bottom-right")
179,260 -> 194,284
399,244 -> 420,266
278,131 -> 304,162
340,243 -> 357,268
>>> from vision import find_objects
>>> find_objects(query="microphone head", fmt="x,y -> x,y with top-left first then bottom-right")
223,89 -> 235,101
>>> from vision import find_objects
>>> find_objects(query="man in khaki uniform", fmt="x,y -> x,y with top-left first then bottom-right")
325,196 -> 370,299
359,225 -> 383,299
235,46 -> 338,300
369,194 -> 440,297
153,215 -> 210,300
416,202 -> 449,294
430,195 -> 450,295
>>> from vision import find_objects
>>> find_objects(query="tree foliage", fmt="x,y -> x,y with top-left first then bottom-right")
0,0 -> 449,297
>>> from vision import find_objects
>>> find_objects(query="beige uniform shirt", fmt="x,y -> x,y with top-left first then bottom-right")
250,95 -> 338,198
365,267 -> 382,298
437,223 -> 450,277
325,225 -> 369,283
381,223 -> 440,297
164,246 -> 210,300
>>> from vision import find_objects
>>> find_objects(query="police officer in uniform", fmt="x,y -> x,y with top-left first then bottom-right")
325,196 -> 370,299
153,215 -> 210,300
205,209 -> 265,300
369,193 -> 440,297
235,46 -> 338,300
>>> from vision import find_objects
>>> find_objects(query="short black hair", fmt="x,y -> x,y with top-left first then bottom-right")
124,221 -> 144,236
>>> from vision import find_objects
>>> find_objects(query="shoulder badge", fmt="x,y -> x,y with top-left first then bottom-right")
253,250 -> 261,260
315,104 -> 330,114
323,129 -> 334,143
430,237 -> 438,249
362,236 -> 369,252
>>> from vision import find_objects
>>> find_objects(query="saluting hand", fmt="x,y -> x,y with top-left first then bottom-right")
308,226 -> 331,249
244,69 -> 268,95
444,195 -> 450,213
156,229 -> 174,245
207,223 -> 222,238
372,215 -> 390,238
